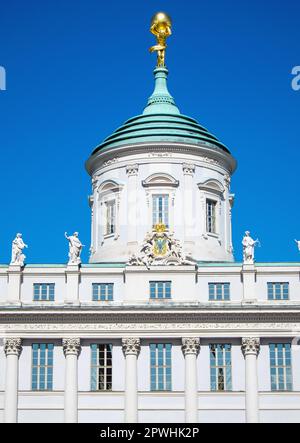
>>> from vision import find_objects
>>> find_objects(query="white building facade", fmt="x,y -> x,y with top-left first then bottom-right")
1,57 -> 300,424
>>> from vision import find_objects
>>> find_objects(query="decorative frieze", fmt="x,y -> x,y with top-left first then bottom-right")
4,338 -> 22,356
122,338 -> 141,356
181,337 -> 200,356
241,337 -> 260,357
62,338 -> 81,357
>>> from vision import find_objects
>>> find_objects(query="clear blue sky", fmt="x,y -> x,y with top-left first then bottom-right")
0,0 -> 299,264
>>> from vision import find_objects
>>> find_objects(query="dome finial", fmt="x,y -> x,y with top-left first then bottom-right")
149,12 -> 172,68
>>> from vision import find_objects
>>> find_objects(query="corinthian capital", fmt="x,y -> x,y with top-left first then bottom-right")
126,164 -> 139,177
62,338 -> 81,357
241,337 -> 260,357
122,338 -> 141,356
182,163 -> 195,176
181,337 -> 200,356
4,338 -> 22,357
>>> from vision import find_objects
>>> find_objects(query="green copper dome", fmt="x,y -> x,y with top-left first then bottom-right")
91,67 -> 230,156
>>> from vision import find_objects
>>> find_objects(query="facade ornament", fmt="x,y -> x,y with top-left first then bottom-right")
65,232 -> 84,265
200,156 -> 220,167
126,164 -> 139,177
127,223 -> 196,269
62,338 -> 81,356
295,239 -> 300,252
182,163 -> 195,176
181,337 -> 200,356
242,231 -> 260,264
102,158 -> 118,168
241,337 -> 260,357
148,152 -> 172,158
122,338 -> 141,356
4,337 -> 22,356
11,233 -> 28,266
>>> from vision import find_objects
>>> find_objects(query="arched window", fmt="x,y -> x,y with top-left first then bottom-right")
97,180 -> 124,241
198,179 -> 225,236
142,173 -> 179,230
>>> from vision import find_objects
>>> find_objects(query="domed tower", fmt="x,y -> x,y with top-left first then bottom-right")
85,13 -> 237,264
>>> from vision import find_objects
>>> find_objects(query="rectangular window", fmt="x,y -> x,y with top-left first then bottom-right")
91,344 -> 112,391
267,283 -> 289,300
92,283 -> 114,301
269,343 -> 292,391
105,201 -> 116,235
209,283 -> 230,301
152,194 -> 169,228
32,343 -> 54,391
33,283 -> 55,301
206,199 -> 217,234
150,281 -> 171,300
210,344 -> 232,391
150,343 -> 172,391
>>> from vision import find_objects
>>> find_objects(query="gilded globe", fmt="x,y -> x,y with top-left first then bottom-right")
150,12 -> 172,36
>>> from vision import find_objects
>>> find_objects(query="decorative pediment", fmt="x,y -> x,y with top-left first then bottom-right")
97,179 -> 124,197
142,173 -> 179,188
197,179 -> 224,197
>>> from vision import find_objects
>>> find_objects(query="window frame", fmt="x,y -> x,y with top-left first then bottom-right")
208,283 -> 230,301
152,194 -> 170,229
91,343 -> 113,392
150,343 -> 172,391
267,282 -> 289,301
33,283 -> 55,302
92,283 -> 114,302
105,200 -> 116,237
149,281 -> 172,300
31,343 -> 54,391
206,198 -> 218,235
269,343 -> 293,391
210,343 -> 232,392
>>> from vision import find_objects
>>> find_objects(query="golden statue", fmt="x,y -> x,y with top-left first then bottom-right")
149,12 -> 172,67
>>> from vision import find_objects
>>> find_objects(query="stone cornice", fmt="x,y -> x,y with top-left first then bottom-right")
86,142 -> 237,177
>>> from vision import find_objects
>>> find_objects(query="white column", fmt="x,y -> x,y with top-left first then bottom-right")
63,338 -> 81,423
4,338 -> 22,423
182,337 -> 200,423
122,338 -> 140,423
241,337 -> 260,423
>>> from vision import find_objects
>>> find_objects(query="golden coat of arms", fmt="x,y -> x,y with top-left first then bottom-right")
127,223 -> 196,269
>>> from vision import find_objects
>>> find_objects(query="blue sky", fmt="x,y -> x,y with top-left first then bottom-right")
0,0 -> 299,264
